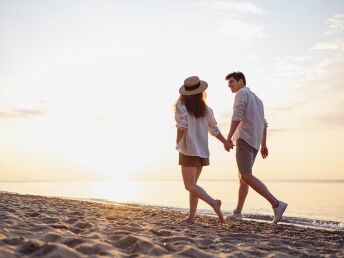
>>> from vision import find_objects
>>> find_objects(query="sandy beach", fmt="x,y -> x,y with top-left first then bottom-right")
0,192 -> 343,257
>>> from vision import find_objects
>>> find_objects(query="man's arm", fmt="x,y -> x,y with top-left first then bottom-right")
227,120 -> 240,148
260,127 -> 268,158
227,91 -> 247,147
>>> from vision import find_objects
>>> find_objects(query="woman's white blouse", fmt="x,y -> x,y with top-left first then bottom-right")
175,101 -> 220,158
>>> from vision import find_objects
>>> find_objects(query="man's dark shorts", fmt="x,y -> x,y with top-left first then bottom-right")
236,139 -> 258,173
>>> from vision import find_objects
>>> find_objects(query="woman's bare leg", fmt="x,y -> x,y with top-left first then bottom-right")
182,166 -> 224,222
184,166 -> 202,223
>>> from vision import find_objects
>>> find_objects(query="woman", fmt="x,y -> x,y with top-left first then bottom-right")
175,76 -> 230,224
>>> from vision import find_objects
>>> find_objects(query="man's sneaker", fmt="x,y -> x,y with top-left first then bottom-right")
272,201 -> 288,224
226,210 -> 243,221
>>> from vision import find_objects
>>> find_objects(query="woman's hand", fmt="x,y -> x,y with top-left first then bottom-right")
224,140 -> 234,152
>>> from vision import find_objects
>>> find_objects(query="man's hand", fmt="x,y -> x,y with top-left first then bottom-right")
260,145 -> 268,159
224,140 -> 234,152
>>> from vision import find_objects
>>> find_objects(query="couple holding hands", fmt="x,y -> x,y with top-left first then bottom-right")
175,72 -> 287,224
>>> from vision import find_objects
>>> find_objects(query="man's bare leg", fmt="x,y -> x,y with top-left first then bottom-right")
240,172 -> 279,208
235,172 -> 249,214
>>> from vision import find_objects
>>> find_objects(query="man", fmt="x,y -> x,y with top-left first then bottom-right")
225,71 -> 287,224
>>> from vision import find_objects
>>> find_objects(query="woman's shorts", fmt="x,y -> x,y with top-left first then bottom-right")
179,153 -> 209,167
236,139 -> 258,173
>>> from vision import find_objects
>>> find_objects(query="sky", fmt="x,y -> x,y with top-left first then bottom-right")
0,0 -> 343,181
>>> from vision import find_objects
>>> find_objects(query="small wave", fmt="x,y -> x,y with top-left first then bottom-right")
187,208 -> 344,231
243,214 -> 344,231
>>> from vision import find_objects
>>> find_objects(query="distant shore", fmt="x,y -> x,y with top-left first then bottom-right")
0,192 -> 343,257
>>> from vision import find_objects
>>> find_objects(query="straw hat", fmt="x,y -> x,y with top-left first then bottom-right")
179,76 -> 208,95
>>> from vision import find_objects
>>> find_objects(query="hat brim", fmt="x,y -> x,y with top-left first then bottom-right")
179,80 -> 208,95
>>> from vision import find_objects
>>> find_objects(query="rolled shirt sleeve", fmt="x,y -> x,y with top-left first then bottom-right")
175,102 -> 188,129
207,107 -> 220,136
232,91 -> 248,121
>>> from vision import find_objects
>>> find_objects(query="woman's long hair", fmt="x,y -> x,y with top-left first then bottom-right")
178,91 -> 207,118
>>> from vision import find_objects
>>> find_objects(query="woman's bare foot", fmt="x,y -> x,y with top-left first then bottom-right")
182,216 -> 195,224
212,199 -> 224,223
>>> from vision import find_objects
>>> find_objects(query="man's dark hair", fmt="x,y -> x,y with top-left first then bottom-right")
225,72 -> 246,85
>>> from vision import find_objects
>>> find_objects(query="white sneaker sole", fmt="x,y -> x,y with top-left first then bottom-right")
226,216 -> 242,221
273,203 -> 288,224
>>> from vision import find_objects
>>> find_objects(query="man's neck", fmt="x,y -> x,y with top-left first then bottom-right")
236,85 -> 246,92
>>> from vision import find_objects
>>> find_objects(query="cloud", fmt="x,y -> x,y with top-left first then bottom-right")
268,55 -> 323,91
266,106 -> 296,113
325,13 -> 344,36
215,17 -> 266,45
317,111 -> 344,127
266,11 -> 344,130
268,128 -> 288,135
294,14 -> 344,127
312,39 -> 344,51
96,113 -> 115,123
264,48 -> 344,129
0,108 -> 47,119
295,56 -> 344,128
312,14 -> 344,53
196,0 -> 265,15
194,0 -> 267,49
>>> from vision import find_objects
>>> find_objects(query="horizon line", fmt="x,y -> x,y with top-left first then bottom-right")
0,179 -> 344,183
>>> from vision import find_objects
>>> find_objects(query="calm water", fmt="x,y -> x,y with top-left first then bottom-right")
1,180 -> 343,230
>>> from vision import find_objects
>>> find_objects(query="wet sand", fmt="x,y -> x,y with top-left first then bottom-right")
0,192 -> 343,257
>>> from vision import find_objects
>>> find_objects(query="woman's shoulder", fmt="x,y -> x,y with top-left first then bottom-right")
204,105 -> 215,119
175,101 -> 187,113
206,105 -> 213,113
176,100 -> 183,106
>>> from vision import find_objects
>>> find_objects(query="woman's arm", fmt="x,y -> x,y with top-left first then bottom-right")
208,107 -> 231,151
176,128 -> 186,144
216,133 -> 231,151
175,102 -> 187,145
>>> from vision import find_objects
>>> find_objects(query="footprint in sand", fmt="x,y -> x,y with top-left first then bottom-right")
65,217 -> 79,224
42,233 -> 62,242
3,237 -> 25,246
76,243 -> 112,256
150,229 -> 173,237
19,240 -> 43,255
112,235 -> 167,256
62,237 -> 85,248
41,217 -> 59,224
27,212 -> 40,218
178,246 -> 214,258
74,221 -> 92,229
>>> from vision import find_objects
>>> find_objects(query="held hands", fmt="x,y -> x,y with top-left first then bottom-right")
260,145 -> 269,159
224,140 -> 234,152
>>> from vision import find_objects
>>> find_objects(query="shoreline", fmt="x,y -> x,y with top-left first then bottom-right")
2,187 -> 343,232
25,194 -> 344,232
1,192 -> 343,257
1,180 -> 343,226
113,204 -> 344,232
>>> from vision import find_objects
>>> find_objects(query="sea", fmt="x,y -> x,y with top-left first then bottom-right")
1,180 -> 343,231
